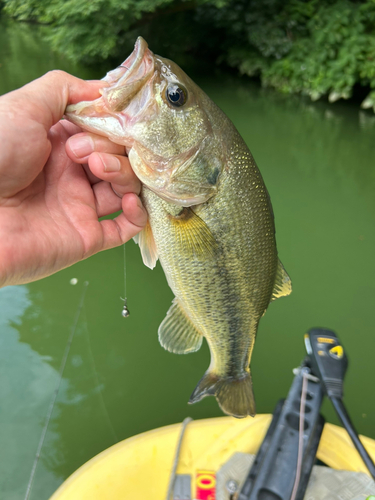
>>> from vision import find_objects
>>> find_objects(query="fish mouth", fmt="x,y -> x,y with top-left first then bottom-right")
65,37 -> 155,146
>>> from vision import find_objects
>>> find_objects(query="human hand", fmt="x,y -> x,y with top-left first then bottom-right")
0,71 -> 147,288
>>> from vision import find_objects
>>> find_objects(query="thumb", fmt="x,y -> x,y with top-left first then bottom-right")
0,71 -> 106,199
4,70 -> 106,132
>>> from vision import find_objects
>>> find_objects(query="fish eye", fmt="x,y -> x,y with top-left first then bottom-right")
166,84 -> 187,107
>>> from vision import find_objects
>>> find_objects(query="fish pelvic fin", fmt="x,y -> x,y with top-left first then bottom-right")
133,220 -> 158,269
189,370 -> 256,418
158,298 -> 203,354
271,259 -> 292,301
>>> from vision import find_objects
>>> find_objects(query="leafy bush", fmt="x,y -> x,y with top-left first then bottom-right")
4,0 -> 375,110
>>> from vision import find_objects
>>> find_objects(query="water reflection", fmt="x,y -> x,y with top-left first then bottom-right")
220,80 -> 375,192
0,286 -> 63,499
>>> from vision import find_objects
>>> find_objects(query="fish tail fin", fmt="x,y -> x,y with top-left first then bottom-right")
189,370 -> 256,418
216,372 -> 256,418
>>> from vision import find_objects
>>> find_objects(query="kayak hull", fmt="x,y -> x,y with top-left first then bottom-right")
50,415 -> 375,500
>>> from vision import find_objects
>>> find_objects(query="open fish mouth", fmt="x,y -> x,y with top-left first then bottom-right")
103,36 -> 151,87
64,37 -> 155,145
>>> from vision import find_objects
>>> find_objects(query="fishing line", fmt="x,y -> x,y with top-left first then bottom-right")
121,243 -> 129,317
24,281 -> 89,500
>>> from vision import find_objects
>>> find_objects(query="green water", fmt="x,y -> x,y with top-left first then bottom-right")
1,18 -> 375,500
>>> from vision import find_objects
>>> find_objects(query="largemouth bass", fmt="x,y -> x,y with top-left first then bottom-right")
65,37 -> 292,418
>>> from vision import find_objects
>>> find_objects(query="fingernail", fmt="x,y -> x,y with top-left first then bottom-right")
69,136 -> 94,158
101,154 -> 121,172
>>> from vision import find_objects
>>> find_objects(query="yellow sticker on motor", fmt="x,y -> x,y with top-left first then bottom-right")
329,345 -> 344,359
317,337 -> 335,344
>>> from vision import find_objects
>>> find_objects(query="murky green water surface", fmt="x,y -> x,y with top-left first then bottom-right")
0,18 -> 374,500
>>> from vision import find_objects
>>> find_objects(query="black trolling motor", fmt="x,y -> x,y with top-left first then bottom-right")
238,327 -> 375,500
305,328 -> 375,480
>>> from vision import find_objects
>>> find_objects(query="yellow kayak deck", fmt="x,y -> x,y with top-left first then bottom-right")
50,415 -> 375,500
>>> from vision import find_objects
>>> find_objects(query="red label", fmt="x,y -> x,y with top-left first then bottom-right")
196,471 -> 216,500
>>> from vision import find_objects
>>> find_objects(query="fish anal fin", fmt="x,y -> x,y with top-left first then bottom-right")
158,299 -> 203,354
169,208 -> 217,258
189,370 -> 256,418
133,220 -> 158,269
271,259 -> 292,301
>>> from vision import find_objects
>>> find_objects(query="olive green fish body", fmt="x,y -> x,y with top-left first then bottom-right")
142,120 -> 279,417
65,37 -> 291,418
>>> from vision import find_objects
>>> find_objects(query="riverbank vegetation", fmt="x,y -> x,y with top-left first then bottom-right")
3,0 -> 375,110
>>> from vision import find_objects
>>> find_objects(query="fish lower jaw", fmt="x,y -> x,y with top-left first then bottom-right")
64,110 -> 135,149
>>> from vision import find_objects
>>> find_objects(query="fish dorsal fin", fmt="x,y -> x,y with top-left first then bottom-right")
158,298 -> 203,354
133,220 -> 158,269
169,207 -> 217,258
271,259 -> 292,301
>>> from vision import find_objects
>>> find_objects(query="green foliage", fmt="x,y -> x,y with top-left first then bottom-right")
4,0 -> 375,109
4,0 -> 176,62
218,0 -> 375,109
262,1 -> 375,104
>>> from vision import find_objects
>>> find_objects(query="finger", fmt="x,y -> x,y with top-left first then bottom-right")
92,181 -> 123,217
59,119 -> 82,137
121,193 -> 148,229
83,164 -> 102,185
64,130 -> 120,186
88,152 -> 141,196
66,132 -> 126,163
99,193 -> 148,250
5,71 -> 107,131
0,72 -> 106,200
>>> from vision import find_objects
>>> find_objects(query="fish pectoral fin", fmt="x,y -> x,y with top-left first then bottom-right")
189,370 -> 256,418
158,298 -> 203,354
271,259 -> 292,301
133,220 -> 158,269
169,208 -> 217,258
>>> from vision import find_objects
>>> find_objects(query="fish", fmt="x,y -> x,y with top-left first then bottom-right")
65,37 -> 292,418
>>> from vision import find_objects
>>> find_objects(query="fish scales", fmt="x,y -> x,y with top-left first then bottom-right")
137,118 -> 278,417
65,37 -> 291,417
